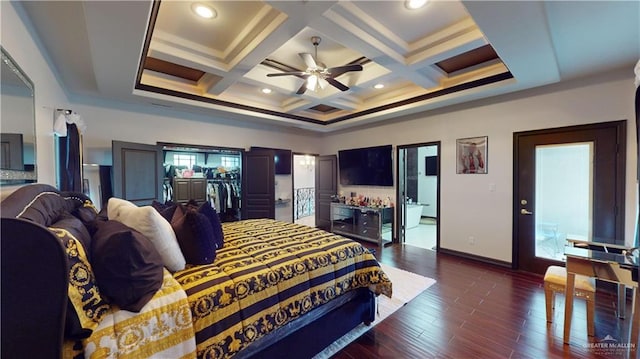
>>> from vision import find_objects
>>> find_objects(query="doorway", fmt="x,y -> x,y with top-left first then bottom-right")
293,154 -> 317,227
513,121 -> 626,274
397,142 -> 440,250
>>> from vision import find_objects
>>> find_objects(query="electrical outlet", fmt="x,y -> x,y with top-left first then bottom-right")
468,236 -> 475,245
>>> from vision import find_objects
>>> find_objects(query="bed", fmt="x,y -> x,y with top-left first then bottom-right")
1,184 -> 392,359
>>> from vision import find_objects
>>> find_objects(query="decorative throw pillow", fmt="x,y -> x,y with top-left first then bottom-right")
48,221 -> 109,339
16,191 -> 75,227
91,220 -> 164,312
170,205 -> 217,265
186,201 -> 224,249
53,213 -> 94,261
107,197 -> 186,271
72,204 -> 99,225
151,200 -> 179,223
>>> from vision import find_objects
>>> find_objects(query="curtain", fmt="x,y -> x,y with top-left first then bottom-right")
634,84 -> 640,247
99,165 -> 113,209
57,123 -> 82,192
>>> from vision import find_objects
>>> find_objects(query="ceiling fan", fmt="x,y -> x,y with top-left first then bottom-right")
266,36 -> 363,94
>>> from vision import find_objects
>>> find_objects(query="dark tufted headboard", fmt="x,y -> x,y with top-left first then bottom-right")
0,184 -> 91,359
1,217 -> 68,358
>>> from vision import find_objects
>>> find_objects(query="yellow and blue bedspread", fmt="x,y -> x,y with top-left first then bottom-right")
174,219 -> 392,359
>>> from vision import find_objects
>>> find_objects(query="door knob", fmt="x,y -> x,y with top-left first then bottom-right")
520,208 -> 533,215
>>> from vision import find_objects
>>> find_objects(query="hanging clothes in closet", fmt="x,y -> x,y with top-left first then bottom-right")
207,179 -> 240,222
163,179 -> 173,203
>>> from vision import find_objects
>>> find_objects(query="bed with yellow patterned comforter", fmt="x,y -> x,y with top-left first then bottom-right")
1,185 -> 391,359
174,219 -> 392,359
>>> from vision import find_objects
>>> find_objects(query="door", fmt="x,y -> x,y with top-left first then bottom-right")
405,147 -> 418,203
112,140 -> 163,205
397,143 -> 440,249
514,121 -> 626,274
315,155 -> 337,231
242,148 -> 275,219
397,148 -> 408,243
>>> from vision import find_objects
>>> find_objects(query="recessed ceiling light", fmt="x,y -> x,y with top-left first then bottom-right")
192,3 -> 216,19
261,88 -> 272,94
374,83 -> 385,89
405,0 -> 428,10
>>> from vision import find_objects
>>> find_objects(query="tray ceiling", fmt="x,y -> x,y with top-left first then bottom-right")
16,1 -> 640,132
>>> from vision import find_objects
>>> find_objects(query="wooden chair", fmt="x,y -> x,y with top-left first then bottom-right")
544,265 -> 596,336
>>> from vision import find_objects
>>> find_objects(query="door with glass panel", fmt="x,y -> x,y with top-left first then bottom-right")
514,121 -> 626,274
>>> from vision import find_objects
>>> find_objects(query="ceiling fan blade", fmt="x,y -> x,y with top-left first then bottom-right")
326,78 -> 349,91
299,53 -> 317,69
267,71 -> 307,77
327,64 -> 363,77
318,77 -> 328,90
296,82 -> 308,95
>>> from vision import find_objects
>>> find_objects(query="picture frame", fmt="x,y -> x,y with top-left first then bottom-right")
456,136 -> 487,174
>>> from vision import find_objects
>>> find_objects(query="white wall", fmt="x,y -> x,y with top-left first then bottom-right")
1,2 -> 70,189
322,70 -> 638,262
70,100 -> 322,166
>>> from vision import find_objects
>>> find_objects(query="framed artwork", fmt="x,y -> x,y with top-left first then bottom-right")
456,136 -> 487,174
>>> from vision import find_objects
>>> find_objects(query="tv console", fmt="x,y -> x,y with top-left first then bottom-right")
330,203 -> 393,250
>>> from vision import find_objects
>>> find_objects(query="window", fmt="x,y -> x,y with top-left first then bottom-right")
174,153 -> 196,168
221,156 -> 239,168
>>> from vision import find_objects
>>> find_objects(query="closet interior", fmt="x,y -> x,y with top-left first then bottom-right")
162,144 -> 243,222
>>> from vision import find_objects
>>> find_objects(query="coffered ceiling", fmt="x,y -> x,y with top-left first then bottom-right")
16,1 -> 640,132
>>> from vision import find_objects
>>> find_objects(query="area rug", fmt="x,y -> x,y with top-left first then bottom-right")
313,263 -> 437,358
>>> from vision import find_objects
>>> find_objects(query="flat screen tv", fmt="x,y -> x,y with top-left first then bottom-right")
274,149 -> 292,175
252,147 -> 292,174
425,156 -> 438,176
339,145 -> 393,186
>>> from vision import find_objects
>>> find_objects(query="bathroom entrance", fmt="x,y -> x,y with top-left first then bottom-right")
293,154 -> 317,227
397,142 -> 440,250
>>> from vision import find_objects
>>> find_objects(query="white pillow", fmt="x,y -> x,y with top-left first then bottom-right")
107,198 -> 186,271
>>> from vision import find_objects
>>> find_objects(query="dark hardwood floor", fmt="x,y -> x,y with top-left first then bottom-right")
334,243 -> 638,359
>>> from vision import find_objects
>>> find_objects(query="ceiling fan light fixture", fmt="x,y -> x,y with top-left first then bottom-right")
405,0 -> 428,10
192,3 -> 216,19
307,74 -> 319,92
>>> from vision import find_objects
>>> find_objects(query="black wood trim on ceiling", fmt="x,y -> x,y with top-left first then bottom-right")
136,1 -> 513,126
324,72 -> 513,124
135,72 -> 513,126
135,83 -> 327,125
134,0 -> 160,92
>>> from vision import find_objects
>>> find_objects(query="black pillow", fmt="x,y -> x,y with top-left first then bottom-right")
170,205 -> 217,265
16,192 -> 75,227
54,213 -> 93,260
186,201 -> 224,249
91,220 -> 164,312
151,200 -> 178,223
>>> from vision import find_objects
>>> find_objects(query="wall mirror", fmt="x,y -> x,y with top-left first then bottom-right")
1,46 -> 36,185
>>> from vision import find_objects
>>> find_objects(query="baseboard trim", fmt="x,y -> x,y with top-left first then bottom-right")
439,248 -> 512,268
